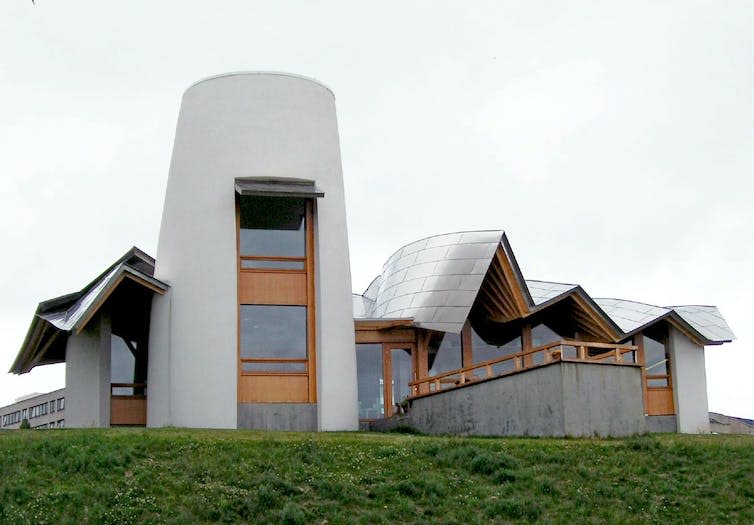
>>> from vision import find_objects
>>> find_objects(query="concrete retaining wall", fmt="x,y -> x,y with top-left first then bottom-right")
391,361 -> 645,437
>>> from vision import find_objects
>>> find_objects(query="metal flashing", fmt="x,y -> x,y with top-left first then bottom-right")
235,178 -> 324,198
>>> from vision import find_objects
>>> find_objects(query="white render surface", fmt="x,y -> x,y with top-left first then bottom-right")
149,72 -> 357,430
668,326 -> 711,433
65,315 -> 111,428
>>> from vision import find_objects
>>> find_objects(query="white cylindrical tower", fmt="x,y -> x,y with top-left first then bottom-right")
147,72 -> 358,430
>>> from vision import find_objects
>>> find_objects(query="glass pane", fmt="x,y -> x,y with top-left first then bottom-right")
356,344 -> 384,420
239,197 -> 306,257
471,326 -> 521,365
111,335 -> 136,384
647,377 -> 669,388
242,362 -> 306,372
241,259 -> 305,270
240,305 -> 307,359
644,334 -> 668,375
429,333 -> 462,376
531,323 -> 561,347
391,348 -> 413,407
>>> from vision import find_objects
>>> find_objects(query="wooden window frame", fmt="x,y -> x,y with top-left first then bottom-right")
637,331 -> 675,415
236,199 -> 317,403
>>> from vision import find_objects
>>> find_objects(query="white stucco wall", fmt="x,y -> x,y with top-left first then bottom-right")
65,314 -> 111,428
149,72 -> 358,430
668,326 -> 710,433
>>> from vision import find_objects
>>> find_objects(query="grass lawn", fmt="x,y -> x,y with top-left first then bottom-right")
0,429 -> 752,524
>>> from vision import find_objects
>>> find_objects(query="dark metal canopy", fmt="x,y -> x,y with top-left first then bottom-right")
234,177 -> 324,198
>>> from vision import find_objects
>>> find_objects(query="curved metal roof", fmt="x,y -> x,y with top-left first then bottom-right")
356,230 -> 503,332
354,231 -> 735,345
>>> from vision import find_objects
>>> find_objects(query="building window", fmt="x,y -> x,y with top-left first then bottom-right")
240,305 -> 308,372
428,332 -> 462,376
58,420 -> 65,428
644,333 -> 671,387
58,398 -> 65,411
237,196 -> 316,403
356,344 -> 384,420
239,197 -> 306,269
470,323 -> 522,374
50,401 -> 55,413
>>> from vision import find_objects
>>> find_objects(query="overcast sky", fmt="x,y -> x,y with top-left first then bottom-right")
1,1 -> 752,418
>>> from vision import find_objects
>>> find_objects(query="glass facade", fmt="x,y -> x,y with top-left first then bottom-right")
428,332 -> 462,376
356,344 -> 384,420
391,348 -> 413,407
471,325 -> 522,374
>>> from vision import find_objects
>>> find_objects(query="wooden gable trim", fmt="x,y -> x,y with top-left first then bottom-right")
479,245 -> 530,323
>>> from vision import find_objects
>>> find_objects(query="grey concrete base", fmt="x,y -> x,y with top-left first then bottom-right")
646,415 -> 677,433
237,403 -> 317,431
382,361 -> 645,437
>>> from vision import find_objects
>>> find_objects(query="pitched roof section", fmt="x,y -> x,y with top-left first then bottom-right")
671,305 -> 735,342
593,298 -> 671,334
593,298 -> 735,344
353,231 -> 734,345
526,280 -> 579,306
10,248 -> 169,374
357,231 -> 504,332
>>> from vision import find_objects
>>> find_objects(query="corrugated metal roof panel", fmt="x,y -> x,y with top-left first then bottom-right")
526,280 -> 578,306
671,305 -> 735,342
593,298 -> 670,334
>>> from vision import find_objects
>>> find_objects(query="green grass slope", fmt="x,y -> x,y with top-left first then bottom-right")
0,429 -> 752,524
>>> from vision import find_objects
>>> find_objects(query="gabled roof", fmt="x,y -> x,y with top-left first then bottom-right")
10,247 -> 168,374
355,230 -> 505,333
526,280 -> 578,306
353,230 -> 734,346
671,305 -> 735,343
594,298 -> 735,345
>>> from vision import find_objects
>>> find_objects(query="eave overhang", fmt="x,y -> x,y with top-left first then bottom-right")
10,248 -> 168,375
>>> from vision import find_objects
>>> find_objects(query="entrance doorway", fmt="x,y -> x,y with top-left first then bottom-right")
356,343 -> 416,424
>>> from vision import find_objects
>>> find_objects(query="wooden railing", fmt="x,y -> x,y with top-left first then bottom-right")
408,340 -> 638,397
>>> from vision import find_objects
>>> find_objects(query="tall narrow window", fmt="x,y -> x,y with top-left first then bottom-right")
237,196 -> 316,403
356,344 -> 384,420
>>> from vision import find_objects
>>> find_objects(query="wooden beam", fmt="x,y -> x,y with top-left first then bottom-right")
461,321 -> 473,367
496,248 -> 529,316
522,323 -> 532,367
355,328 -> 417,344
